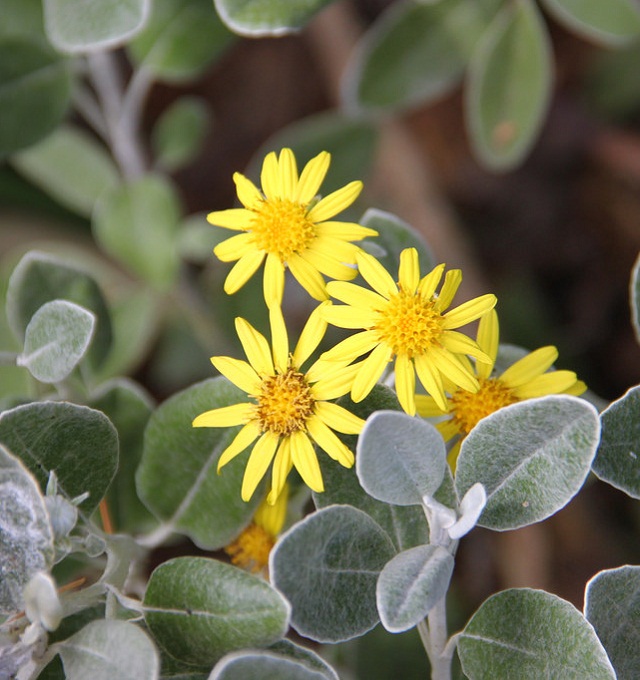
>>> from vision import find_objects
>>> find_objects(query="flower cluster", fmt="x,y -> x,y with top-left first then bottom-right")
194,148 -> 585,504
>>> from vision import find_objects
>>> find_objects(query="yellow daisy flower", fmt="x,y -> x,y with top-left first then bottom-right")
192,303 -> 364,504
225,483 -> 289,575
320,247 -> 497,416
416,309 -> 587,471
208,148 -> 377,308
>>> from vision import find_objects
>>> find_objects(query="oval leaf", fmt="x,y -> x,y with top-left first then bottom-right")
458,588 -> 615,679
455,395 -> 601,531
0,36 -> 71,157
43,0 -> 151,53
211,647 -> 337,680
540,0 -> 640,46
17,300 -> 95,383
466,0 -> 553,171
214,0 -> 333,37
58,619 -> 159,680
631,253 -> 640,345
592,385 -> 640,498
344,0 -> 501,112
144,556 -> 290,666
270,505 -> 396,643
585,565 -> 640,680
356,410 -> 446,506
0,401 -> 118,517
93,174 -> 181,291
0,445 -> 54,614
377,544 -> 454,633
136,378 -> 260,549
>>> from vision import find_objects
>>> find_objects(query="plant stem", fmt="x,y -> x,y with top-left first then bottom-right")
426,597 -> 452,680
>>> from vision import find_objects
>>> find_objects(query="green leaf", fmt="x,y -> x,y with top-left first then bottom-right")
0,0 -> 45,39
143,556 -> 290,666
214,0 -> 334,36
0,36 -> 71,157
57,619 -> 160,680
376,545 -> 454,634
270,504 -> 396,643
267,640 -> 339,680
539,0 -> 640,46
455,396 -> 601,531
211,647 -> 337,680
43,0 -> 151,53
0,401 -> 118,517
6,250 -> 113,371
92,174 -> 182,291
12,125 -> 120,218
356,410 -> 446,506
344,0 -> 502,112
631,253 -> 640,345
458,588 -> 615,679
466,0 -> 553,171
177,213 -> 223,263
17,300 -> 95,383
128,0 -> 234,82
90,379 -> 156,534
592,385 -> 640,498
152,96 -> 210,172
136,377 -> 260,549
0,444 -> 54,614
585,565 -> 640,680
359,208 -> 434,278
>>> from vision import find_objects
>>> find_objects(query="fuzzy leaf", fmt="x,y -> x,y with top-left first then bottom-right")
466,0 -> 552,171
270,505 -> 396,643
136,377 -> 260,549
144,556 -> 290,666
592,386 -> 640,498
43,0 -> 151,53
455,396 -> 601,530
17,300 -> 95,383
377,544 -> 454,633
458,589 -> 615,679
0,402 -> 118,517
631,253 -> 640,346
356,410 -> 446,506
585,565 -> 640,679
0,445 -> 54,614
57,620 -> 159,679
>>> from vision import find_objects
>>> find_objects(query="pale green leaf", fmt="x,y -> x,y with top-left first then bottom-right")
17,300 -> 95,383
592,385 -> 640,498
210,647 -> 337,680
270,504 -> 396,643
0,445 -> 54,614
12,125 -> 119,218
631,252 -> 640,344
458,588 -> 616,679
57,619 -> 159,680
466,0 -> 553,171
0,0 -> 45,39
143,556 -> 290,666
585,565 -> 640,680
377,544 -> 454,633
455,396 -> 601,531
177,213 -> 224,263
43,0 -> 151,53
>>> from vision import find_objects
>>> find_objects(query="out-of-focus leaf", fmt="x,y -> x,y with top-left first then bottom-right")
0,0 -> 45,39
631,252 -> 640,344
466,0 -> 553,171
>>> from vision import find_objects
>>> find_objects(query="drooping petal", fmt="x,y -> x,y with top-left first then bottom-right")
564,379 -> 587,396
269,304 -> 289,373
288,253 -> 328,301
208,208 -> 253,230
398,248 -> 420,295
233,173 -> 263,210
435,269 -> 462,311
268,438 -> 293,505
210,355 -> 262,394
279,148 -> 298,199
351,343 -> 392,402
300,248 -> 358,281
296,151 -> 330,204
260,151 -> 279,200
442,294 -> 497,329
318,329 -> 379,363
314,400 -> 365,434
310,362 -> 360,400
307,180 -> 362,223
293,301 -> 329,367
224,250 -> 265,294
289,430 -> 324,493
306,415 -> 354,467
500,346 -> 558,388
476,310 -> 499,379
192,402 -> 254,428
321,304 -> 378,329
235,317 -> 274,376
316,221 -> 378,241
417,263 -> 446,300
216,421 -> 261,470
213,232 -> 254,262
326,281 -> 387,310
436,418 -> 461,442
254,482 -> 288,536
241,431 -> 279,502
394,353 -> 416,416
430,346 -> 479,393
414,354 -> 447,412
356,250 -> 398,299
512,370 -> 579,399
263,254 -> 285,308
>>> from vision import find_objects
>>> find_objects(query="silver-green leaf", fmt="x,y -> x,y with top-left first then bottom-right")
455,395 -> 601,531
631,252 -> 640,345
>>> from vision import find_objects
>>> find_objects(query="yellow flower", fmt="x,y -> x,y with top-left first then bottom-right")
208,148 -> 377,308
320,247 -> 497,416
192,303 -> 364,504
416,309 -> 587,471
225,483 -> 289,574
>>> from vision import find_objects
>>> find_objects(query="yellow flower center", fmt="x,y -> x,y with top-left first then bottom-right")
224,522 -> 275,573
256,368 -> 315,436
251,199 -> 316,261
375,289 -> 444,357
450,377 -> 518,435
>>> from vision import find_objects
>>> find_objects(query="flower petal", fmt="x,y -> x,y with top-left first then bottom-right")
414,353 -> 447,412
430,346 -> 478,393
241,431 -> 279,502
316,221 -> 378,241
288,252 -> 329,301
224,249 -> 265,294
307,415 -> 354,467
307,180 -> 363,223
314,400 -> 365,434
296,151 -> 330,204
351,343 -> 392,402
321,304 -> 379,329
442,294 -> 497,329
235,317 -> 274,376
192,402 -> 254,428
310,362 -> 360,400
476,310 -> 499,379
326,281 -> 387,310
213,232 -> 254,262
435,269 -> 462,311
260,151 -> 279,200
268,437 -> 293,505
418,263 -> 445,300
233,173 -> 263,210
513,370 -> 579,399
440,330 -> 491,362
290,430 -> 324,493
398,248 -> 420,295
395,354 -> 416,415
319,329 -> 379,363
269,304 -> 289,373
500,346 -> 558,388
356,250 -> 398,299
279,148 -> 298,199
254,482 -> 288,536
263,253 -> 285,308
217,421 -> 261,470
301,248 -> 358,281
293,301 -> 329,367
211,355 -> 262,393
309,236 -> 360,264
415,394 -> 447,418
208,208 -> 253,230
